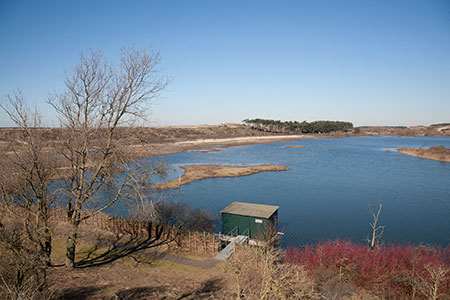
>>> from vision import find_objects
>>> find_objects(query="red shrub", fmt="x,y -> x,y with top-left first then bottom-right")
285,240 -> 449,298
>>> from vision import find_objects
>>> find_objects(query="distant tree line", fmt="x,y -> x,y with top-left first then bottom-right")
242,118 -> 353,134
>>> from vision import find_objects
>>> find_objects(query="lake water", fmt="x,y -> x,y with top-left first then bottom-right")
148,136 -> 450,247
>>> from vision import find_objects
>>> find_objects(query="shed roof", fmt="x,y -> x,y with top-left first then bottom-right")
221,202 -> 279,219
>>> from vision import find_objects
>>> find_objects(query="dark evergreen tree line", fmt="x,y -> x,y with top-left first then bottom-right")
242,118 -> 353,134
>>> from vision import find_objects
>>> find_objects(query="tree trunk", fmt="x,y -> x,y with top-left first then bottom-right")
370,229 -> 376,250
42,228 -> 52,266
65,220 -> 79,267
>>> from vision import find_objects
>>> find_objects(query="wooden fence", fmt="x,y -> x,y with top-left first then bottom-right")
49,208 -> 222,257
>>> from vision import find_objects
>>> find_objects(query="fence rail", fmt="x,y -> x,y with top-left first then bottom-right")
48,208 -> 222,257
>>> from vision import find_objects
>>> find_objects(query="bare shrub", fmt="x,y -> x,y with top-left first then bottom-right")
186,207 -> 218,233
227,244 -> 320,299
155,201 -> 218,233
420,264 -> 449,300
0,221 -> 47,300
1,92 -> 55,266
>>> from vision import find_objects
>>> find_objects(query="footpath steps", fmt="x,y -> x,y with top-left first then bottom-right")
214,235 -> 249,261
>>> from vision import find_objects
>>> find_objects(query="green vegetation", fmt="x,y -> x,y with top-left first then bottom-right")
243,118 -> 353,134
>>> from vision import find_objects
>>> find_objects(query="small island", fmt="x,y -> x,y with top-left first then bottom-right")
285,146 -> 305,149
397,145 -> 450,162
152,164 -> 290,190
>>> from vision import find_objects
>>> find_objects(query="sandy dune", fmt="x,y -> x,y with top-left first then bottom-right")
173,135 -> 306,145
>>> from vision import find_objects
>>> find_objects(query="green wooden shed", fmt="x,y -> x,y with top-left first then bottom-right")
221,202 -> 279,240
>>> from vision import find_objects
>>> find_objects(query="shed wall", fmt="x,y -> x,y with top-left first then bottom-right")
222,211 -> 277,239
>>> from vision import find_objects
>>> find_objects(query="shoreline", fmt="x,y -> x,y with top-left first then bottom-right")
152,164 -> 290,190
7,127 -> 448,181
397,146 -> 450,162
29,135 -> 307,180
121,134 -> 309,160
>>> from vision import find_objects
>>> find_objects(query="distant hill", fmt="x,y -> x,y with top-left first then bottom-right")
358,125 -> 450,136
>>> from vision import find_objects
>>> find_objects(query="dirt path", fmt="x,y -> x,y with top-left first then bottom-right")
142,249 -> 221,269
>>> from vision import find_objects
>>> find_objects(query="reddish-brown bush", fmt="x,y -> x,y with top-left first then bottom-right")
285,240 -> 449,299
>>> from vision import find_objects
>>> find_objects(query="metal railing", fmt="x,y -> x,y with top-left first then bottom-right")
241,228 -> 249,237
226,226 -> 238,237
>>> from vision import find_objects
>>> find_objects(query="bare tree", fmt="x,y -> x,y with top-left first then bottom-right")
48,46 -> 169,267
368,204 -> 384,250
0,91 -> 55,266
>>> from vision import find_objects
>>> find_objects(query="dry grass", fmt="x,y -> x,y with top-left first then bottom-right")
0,124 -> 270,149
47,238 -> 230,299
359,125 -> 450,137
398,145 -> 450,162
0,125 -> 303,181
0,207 -> 229,299
285,145 -> 305,149
7,218 -> 231,299
152,164 -> 290,190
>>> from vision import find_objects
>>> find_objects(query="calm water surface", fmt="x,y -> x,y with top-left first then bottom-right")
148,136 -> 450,247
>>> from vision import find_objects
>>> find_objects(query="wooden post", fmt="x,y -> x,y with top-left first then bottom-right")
203,232 -> 207,253
189,232 -> 191,251
194,232 -> 197,251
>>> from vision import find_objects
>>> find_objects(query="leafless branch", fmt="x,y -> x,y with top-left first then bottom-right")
368,204 -> 384,250
47,45 -> 168,267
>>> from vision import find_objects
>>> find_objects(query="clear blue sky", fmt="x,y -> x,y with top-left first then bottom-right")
1,0 -> 449,127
